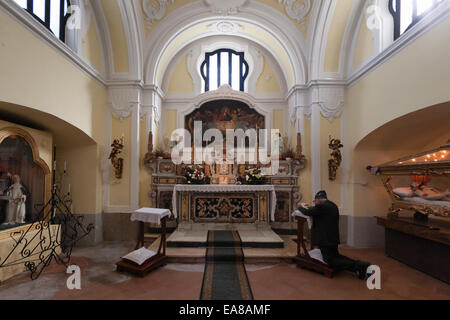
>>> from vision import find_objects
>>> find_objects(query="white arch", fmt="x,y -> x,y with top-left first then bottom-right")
144,1 -> 308,90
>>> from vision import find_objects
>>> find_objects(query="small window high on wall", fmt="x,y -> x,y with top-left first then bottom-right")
200,49 -> 249,92
14,0 -> 72,42
389,0 -> 444,40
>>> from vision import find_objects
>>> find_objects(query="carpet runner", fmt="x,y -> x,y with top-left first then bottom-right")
200,230 -> 254,300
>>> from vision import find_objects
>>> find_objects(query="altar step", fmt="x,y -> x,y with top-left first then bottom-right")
166,229 -> 284,249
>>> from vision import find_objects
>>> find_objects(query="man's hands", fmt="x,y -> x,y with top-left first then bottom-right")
297,201 -> 311,209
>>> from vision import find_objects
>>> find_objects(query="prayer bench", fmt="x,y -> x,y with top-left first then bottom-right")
116,208 -> 170,277
292,212 -> 335,278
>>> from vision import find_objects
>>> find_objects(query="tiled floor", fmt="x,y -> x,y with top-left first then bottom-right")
0,241 -> 448,300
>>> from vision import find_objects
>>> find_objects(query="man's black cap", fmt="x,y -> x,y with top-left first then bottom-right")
315,190 -> 328,200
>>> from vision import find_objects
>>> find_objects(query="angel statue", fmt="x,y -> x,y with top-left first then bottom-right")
109,137 -> 124,179
328,137 -> 344,181
3,175 -> 27,225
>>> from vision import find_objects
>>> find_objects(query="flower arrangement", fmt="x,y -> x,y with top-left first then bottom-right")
183,166 -> 210,185
238,168 -> 267,185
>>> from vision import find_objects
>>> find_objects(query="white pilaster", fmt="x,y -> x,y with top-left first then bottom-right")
310,103 -> 321,199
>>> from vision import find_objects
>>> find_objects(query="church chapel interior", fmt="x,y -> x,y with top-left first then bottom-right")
0,0 -> 449,301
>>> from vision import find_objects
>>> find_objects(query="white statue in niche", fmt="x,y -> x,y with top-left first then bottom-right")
3,175 -> 27,225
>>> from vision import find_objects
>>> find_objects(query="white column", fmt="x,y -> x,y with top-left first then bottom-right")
310,103 -> 321,199
130,102 -> 140,210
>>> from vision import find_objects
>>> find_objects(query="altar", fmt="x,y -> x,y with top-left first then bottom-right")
172,184 -> 276,225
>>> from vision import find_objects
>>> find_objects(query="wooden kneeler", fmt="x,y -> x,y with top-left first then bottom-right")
293,216 -> 334,278
116,209 -> 170,277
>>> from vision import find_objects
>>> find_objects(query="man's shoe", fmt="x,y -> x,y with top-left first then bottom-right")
356,261 -> 371,280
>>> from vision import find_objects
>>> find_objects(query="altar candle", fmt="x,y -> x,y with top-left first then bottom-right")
64,161 -> 67,172
68,184 -> 71,194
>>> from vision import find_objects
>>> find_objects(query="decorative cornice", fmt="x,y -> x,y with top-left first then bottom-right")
279,0 -> 311,31
142,0 -> 173,28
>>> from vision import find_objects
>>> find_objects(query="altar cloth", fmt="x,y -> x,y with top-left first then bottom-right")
131,208 -> 172,225
172,185 -> 277,222
292,210 -> 313,229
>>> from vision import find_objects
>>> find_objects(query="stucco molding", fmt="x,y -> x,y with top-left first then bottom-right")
279,0 -> 311,31
203,0 -> 249,16
142,0 -> 174,27
108,87 -> 141,120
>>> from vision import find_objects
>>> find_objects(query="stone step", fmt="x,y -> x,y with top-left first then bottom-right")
167,229 -> 285,248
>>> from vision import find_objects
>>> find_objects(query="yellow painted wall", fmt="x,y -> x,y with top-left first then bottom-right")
272,110 -> 285,137
82,20 -> 103,71
57,144 -> 102,214
353,16 -> 374,70
320,115 -> 341,206
101,0 -> 129,73
345,16 -> 450,149
0,10 -> 106,145
324,0 -> 355,72
163,110 -> 178,151
256,57 -> 282,93
167,55 -> 194,93
110,117 -> 131,206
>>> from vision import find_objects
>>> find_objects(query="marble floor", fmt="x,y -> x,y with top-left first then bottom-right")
0,241 -> 448,300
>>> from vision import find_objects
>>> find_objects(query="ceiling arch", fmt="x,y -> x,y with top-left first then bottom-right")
143,1 -> 309,89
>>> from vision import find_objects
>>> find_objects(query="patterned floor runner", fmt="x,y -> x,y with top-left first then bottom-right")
200,230 -> 254,300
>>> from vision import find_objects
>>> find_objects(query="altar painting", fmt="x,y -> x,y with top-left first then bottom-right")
185,99 -> 265,147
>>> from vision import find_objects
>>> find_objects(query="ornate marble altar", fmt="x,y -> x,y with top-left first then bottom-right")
146,158 -> 305,229
172,185 -> 276,225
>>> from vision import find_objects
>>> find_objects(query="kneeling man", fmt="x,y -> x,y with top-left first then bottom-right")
298,190 -> 371,279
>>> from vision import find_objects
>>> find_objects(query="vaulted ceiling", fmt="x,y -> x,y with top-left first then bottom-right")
84,0 -> 371,90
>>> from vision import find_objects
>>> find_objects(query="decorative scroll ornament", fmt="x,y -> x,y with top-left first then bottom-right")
204,0 -> 249,15
108,88 -> 140,121
208,21 -> 244,33
279,0 -> 311,31
143,0 -> 174,27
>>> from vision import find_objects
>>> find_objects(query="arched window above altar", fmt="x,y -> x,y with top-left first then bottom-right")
200,49 -> 249,93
